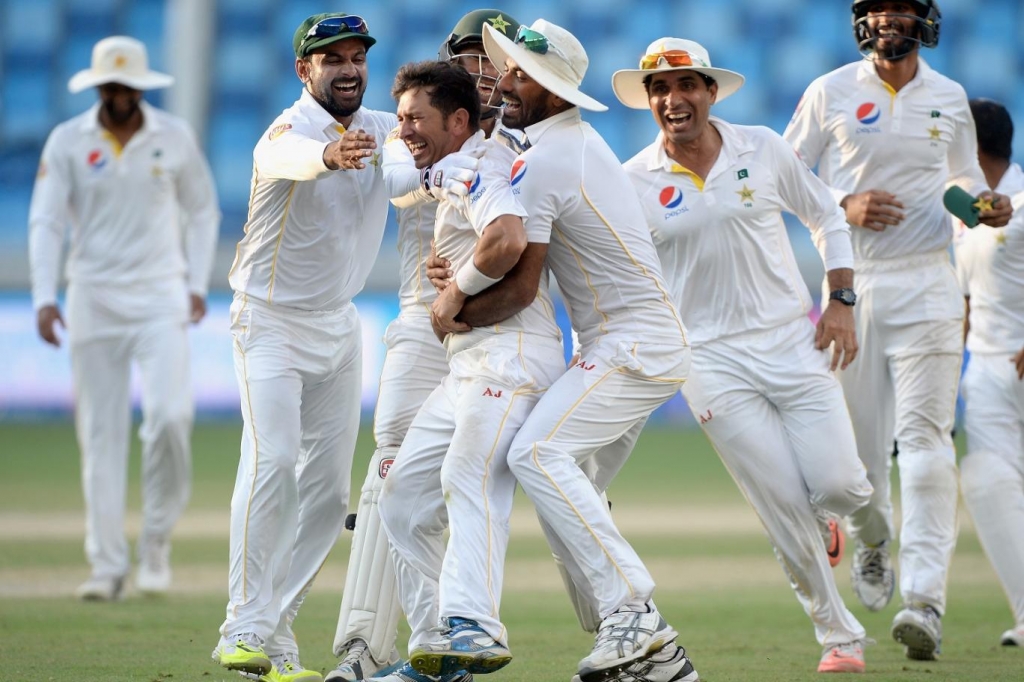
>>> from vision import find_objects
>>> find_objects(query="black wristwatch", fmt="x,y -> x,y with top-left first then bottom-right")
829,288 -> 857,306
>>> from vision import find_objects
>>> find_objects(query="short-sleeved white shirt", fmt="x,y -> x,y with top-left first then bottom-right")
784,58 -> 988,262
514,108 -> 688,350
28,101 -> 219,310
228,89 -> 396,310
625,119 -> 852,347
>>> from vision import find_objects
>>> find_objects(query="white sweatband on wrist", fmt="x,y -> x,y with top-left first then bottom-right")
455,260 -> 503,296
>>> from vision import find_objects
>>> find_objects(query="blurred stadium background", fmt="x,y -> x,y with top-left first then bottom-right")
0,0 -> 1021,421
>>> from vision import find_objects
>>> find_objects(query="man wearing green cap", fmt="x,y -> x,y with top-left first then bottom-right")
212,13 -> 396,682
326,10 -> 527,682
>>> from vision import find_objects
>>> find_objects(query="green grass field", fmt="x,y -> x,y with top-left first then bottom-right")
1,422 -> 1020,681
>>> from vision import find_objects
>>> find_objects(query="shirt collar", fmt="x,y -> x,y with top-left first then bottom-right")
648,115 -> 754,172
522,107 -> 582,146
298,87 -> 360,134
856,55 -> 932,91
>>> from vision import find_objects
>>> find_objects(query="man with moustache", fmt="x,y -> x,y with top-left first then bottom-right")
614,37 -> 873,673
429,20 -> 696,682
28,36 -> 219,601
211,13 -> 395,682
784,0 -> 1013,660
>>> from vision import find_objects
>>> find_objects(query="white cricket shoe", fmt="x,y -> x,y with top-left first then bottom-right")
326,639 -> 401,682
136,538 -> 171,594
577,607 -> 679,682
1000,625 -> 1024,647
75,574 -> 125,601
891,604 -> 942,661
850,541 -> 894,612
571,643 -> 698,682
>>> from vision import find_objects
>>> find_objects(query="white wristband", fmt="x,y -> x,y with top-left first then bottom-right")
455,260 -> 503,296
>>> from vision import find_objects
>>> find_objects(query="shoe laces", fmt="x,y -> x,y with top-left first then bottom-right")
232,631 -> 265,648
272,653 -> 303,672
857,544 -> 889,581
444,617 -> 482,636
342,639 -> 369,664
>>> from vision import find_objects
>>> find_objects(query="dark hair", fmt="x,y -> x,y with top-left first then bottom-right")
642,71 -> 716,92
970,98 -> 1013,160
392,60 -> 481,132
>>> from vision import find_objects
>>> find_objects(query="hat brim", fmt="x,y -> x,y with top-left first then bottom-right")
300,33 -> 376,58
611,65 -> 744,109
483,23 -> 607,112
68,69 -> 174,94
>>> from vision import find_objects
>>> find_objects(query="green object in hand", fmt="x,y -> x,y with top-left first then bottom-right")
943,186 -> 985,228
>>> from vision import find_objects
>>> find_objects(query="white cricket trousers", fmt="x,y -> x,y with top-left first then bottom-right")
959,352 -> 1024,627
836,251 -> 962,613
682,317 -> 872,645
221,294 -> 362,655
506,335 -> 690,619
66,281 -> 193,581
379,330 -> 565,650
334,312 -> 449,659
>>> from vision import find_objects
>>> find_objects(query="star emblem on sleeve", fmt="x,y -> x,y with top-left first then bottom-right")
488,15 -> 511,33
736,183 -> 756,204
369,151 -> 381,168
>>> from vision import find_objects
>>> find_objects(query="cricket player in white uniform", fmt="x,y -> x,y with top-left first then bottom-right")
374,59 -> 565,682
425,20 -> 696,682
953,99 -> 1024,649
28,36 -> 219,602
211,14 -> 396,682
615,37 -> 874,674
784,0 -> 1013,661
327,11 -> 526,682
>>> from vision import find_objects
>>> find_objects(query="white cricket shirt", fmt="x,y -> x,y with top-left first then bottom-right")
625,119 -> 853,347
29,101 -> 219,310
516,108 -> 688,350
784,58 -> 988,261
381,119 -> 532,316
956,161 -> 1024,354
434,131 -> 559,341
228,89 -> 396,310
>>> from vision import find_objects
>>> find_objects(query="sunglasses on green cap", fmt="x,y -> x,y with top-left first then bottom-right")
299,15 -> 370,54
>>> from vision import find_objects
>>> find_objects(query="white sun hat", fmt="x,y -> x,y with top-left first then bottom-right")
482,19 -> 607,112
612,38 -> 744,110
68,36 -> 174,94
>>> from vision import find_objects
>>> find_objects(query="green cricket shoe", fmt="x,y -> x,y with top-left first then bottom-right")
212,632 -> 272,675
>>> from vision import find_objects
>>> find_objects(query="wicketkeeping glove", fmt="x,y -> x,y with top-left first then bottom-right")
423,149 -> 484,203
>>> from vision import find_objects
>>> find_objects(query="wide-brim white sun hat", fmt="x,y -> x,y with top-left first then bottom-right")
68,36 -> 174,94
482,19 -> 607,112
612,38 -> 744,110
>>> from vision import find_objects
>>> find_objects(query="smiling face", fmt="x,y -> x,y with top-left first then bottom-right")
646,71 -> 717,149
396,87 -> 466,169
495,57 -> 563,130
864,1 -> 922,60
451,44 -> 503,111
296,37 -> 369,122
